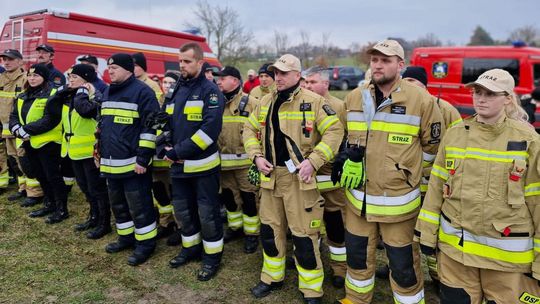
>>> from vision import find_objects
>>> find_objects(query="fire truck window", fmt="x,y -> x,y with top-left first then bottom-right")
534,64 -> 540,87
164,61 -> 180,71
462,58 -> 520,86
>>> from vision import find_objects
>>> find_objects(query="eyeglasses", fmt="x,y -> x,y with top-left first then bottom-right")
472,89 -> 508,99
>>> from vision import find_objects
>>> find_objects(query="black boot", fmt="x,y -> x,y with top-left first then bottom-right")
75,201 -> 98,231
45,200 -> 69,224
105,236 -> 135,253
156,222 -> 175,239
8,190 -> 26,201
197,264 -> 220,281
166,227 -> 182,246
244,235 -> 259,254
87,197 -> 112,239
223,228 -> 244,243
127,239 -> 156,266
303,297 -> 322,304
169,246 -> 201,268
21,196 -> 43,208
29,197 -> 55,218
251,281 -> 283,298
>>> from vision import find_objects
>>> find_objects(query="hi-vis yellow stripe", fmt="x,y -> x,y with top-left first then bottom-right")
445,146 -> 528,162
317,116 -> 339,135
347,121 -> 418,135
431,165 -> 449,181
223,116 -> 248,123
278,111 -> 315,120
525,182 -> 540,197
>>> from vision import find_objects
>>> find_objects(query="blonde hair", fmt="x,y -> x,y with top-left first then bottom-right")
505,92 -> 533,128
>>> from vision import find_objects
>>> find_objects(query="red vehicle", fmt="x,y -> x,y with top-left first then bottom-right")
0,9 -> 220,82
410,45 -> 540,127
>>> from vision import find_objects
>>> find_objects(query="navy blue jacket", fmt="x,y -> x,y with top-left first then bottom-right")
92,77 -> 108,94
168,70 -> 224,178
100,75 -> 159,178
47,63 -> 66,87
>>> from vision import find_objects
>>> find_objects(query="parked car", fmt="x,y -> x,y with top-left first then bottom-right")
326,66 -> 364,90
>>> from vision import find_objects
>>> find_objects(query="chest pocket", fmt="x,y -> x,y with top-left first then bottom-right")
184,100 -> 204,121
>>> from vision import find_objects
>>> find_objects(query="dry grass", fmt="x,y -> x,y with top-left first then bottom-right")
0,185 -> 439,304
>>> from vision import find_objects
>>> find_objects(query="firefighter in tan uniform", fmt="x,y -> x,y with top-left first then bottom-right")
0,49 -> 43,205
244,54 -> 344,304
213,66 -> 260,253
416,69 -> 540,304
132,52 -> 163,101
334,40 -> 444,304
304,65 -> 348,289
249,63 -> 276,100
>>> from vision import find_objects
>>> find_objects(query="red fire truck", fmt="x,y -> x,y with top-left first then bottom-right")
0,9 -> 220,82
410,45 -> 540,127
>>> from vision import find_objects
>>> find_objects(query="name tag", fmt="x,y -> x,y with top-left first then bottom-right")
388,134 -> 412,145
445,159 -> 455,170
114,116 -> 133,124
187,114 -> 202,121
520,292 -> 540,303
285,159 -> 297,173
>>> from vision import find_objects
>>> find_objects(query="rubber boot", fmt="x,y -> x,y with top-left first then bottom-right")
29,197 -> 55,218
45,200 -> 69,224
87,198 -> 112,239
75,200 -> 99,231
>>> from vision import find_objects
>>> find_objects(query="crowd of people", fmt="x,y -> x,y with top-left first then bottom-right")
2,38 -> 540,304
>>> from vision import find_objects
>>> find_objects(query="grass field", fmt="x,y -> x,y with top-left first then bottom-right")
0,183 -> 440,304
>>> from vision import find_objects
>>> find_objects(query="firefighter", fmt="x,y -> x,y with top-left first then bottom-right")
303,65 -> 348,288
35,44 -> 65,87
132,52 -> 163,100
250,63 -> 275,100
416,69 -> 540,303
213,66 -> 260,253
9,64 -> 67,223
164,43 -> 224,281
99,53 -> 159,266
57,64 -> 111,239
0,49 -> 43,206
244,54 -> 344,304
153,70 -> 181,245
334,40 -> 443,304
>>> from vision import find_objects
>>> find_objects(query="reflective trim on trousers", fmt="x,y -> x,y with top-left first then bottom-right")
262,251 -> 285,281
182,232 -> 202,248
329,245 -> 347,262
203,238 -> 224,254
297,264 -> 324,292
116,221 -> 135,235
243,214 -> 260,234
345,272 -> 375,294
227,211 -> 243,229
393,289 -> 425,304
134,222 -> 157,241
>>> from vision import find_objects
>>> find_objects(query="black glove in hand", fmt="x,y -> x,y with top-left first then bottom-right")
420,244 -> 436,256
331,150 -> 349,185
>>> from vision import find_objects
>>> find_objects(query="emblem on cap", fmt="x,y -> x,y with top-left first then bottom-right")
108,58 -> 114,65
29,68 -> 35,73
432,62 -> 448,79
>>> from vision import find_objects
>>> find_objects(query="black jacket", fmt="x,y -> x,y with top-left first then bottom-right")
47,63 -> 66,88
168,71 -> 224,177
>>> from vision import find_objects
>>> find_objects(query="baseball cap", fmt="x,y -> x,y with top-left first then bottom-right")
0,49 -> 23,60
269,54 -> 302,72
465,69 -> 515,95
78,54 -> 98,65
36,44 -> 54,53
212,66 -> 242,81
247,69 -> 256,76
367,39 -> 404,60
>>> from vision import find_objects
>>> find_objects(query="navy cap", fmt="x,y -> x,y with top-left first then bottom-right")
36,44 -> 54,53
0,49 -> 23,60
78,54 -> 98,65
212,66 -> 242,81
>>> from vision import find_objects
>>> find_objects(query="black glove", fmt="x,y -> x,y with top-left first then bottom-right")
331,150 -> 348,185
420,244 -> 436,256
348,145 -> 365,162
165,148 -> 179,161
145,111 -> 170,130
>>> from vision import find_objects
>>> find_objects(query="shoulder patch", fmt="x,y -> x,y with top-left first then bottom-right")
322,104 -> 336,116
431,122 -> 441,139
53,77 -> 62,84
209,93 -> 219,105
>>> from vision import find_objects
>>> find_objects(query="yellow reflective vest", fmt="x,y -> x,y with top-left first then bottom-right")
17,88 -> 61,149
416,115 -> 540,275
61,103 -> 97,160
343,79 -> 444,223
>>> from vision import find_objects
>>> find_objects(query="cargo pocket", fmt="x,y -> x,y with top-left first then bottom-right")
507,159 -> 527,208
492,221 -> 533,238
303,192 -> 324,235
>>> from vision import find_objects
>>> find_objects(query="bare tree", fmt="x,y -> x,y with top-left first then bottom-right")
298,30 -> 311,67
509,25 -> 539,46
273,30 -> 289,55
186,0 -> 253,64
413,33 -> 443,47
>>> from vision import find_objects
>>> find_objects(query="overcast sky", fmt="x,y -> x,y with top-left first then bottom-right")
2,1 -> 539,49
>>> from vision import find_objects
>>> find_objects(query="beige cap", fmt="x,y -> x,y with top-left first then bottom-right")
269,54 -> 302,72
465,68 -> 515,95
367,39 -> 405,60
247,69 -> 256,76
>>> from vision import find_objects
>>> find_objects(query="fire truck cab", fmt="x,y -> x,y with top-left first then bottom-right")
0,9 -> 220,82
410,45 -> 540,127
